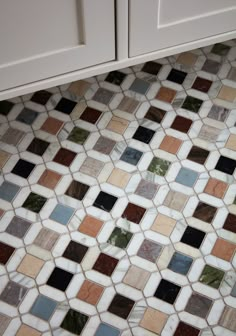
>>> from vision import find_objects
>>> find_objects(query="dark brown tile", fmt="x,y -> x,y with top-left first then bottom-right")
185,293 -> 212,318
223,213 -> 236,234
66,181 -> 89,200
142,61 -> 162,75
174,322 -> 200,336
156,87 -> 176,103
145,106 -> 166,123
193,202 -> 217,223
192,77 -> 212,93
171,116 -> 193,133
80,107 -> 102,124
187,146 -> 209,164
108,294 -> 134,319
63,241 -> 88,263
0,242 -> 15,265
122,203 -> 146,224
53,148 -> 77,166
93,253 -> 118,276
93,136 -> 116,155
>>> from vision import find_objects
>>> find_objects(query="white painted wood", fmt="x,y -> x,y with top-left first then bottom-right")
116,0 -> 129,60
129,0 -> 236,56
0,0 -> 115,91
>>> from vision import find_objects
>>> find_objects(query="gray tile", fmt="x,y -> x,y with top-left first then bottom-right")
1,127 -> 25,146
0,181 -> 20,202
34,228 -> 59,251
208,105 -> 230,122
228,67 -> 236,81
202,60 -> 221,74
0,281 -> 28,307
135,179 -> 158,200
129,78 -> 150,95
93,88 -> 114,105
0,314 -> 11,334
30,295 -> 57,321
138,239 -> 162,262
6,216 -> 32,238
95,323 -> 120,336
185,293 -> 212,318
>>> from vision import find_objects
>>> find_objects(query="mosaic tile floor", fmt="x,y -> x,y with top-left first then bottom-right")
0,40 -> 236,336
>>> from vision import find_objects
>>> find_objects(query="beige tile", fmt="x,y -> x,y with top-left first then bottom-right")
219,306 -> 236,332
164,191 -> 188,211
123,266 -> 150,290
107,168 -> 131,188
106,116 -> 129,134
159,135 -> 182,154
140,307 -> 168,334
177,52 -> 198,66
17,254 -> 44,278
34,228 -> 59,251
79,157 -> 104,177
218,85 -> 236,102
16,324 -> 41,336
152,213 -> 176,236
226,134 -> 236,151
0,150 -> 10,169
69,80 -> 91,96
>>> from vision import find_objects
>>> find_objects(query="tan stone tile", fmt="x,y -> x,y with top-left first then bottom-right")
204,178 -> 228,198
77,280 -> 103,305
0,150 -> 10,169
106,116 -> 129,134
0,314 -> 11,335
79,215 -> 103,237
40,117 -> 64,135
156,87 -> 176,103
69,80 -> 91,96
219,306 -> 236,332
123,265 -> 150,290
226,134 -> 236,151
140,307 -> 168,334
164,191 -> 188,211
152,213 -> 176,236
107,168 -> 131,188
118,96 -> 139,113
159,135 -> 182,154
34,228 -> 59,251
211,238 -> 236,261
17,254 -> 44,278
79,157 -> 104,177
177,52 -> 198,66
218,85 -> 236,102
38,169 -> 62,189
16,324 -> 41,336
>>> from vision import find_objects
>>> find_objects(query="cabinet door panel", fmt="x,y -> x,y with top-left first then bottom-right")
0,0 -> 115,91
130,0 -> 236,57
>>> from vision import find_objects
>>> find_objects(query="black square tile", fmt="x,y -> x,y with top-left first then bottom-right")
120,147 -> 143,166
182,96 -> 203,113
193,202 -> 217,223
22,192 -> 47,213
187,146 -> 209,164
93,191 -> 117,212
11,159 -> 35,178
93,253 -> 118,276
27,138 -> 49,156
154,279 -> 181,304
167,69 -> 187,84
16,108 -> 38,125
55,98 -> 77,114
31,90 -> 52,105
66,181 -> 90,200
142,61 -> 162,75
61,309 -> 88,335
108,294 -> 135,319
63,241 -> 88,263
0,101 -> 14,116
105,71 -> 127,85
181,226 -> 205,248
145,106 -> 166,123
215,156 -> 236,175
132,126 -> 155,144
47,267 -> 73,291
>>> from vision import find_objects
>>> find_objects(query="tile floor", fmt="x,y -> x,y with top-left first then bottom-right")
0,40 -> 236,336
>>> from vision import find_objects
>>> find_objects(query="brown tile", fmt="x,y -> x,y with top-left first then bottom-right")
193,202 -> 217,223
151,213 -> 176,236
164,191 -> 188,211
38,169 -> 61,189
106,116 -> 129,134
69,80 -> 91,97
0,314 -> 11,335
93,136 -> 116,155
66,180 -> 89,200
80,107 -> 102,124
226,134 -> 236,151
159,135 -> 182,154
122,203 -> 146,224
107,168 -> 130,188
77,280 -> 103,305
79,215 -> 103,237
192,77 -> 212,93
34,228 -> 59,251
177,52 -> 198,66
174,321 -> 200,336
123,265 -> 150,290
0,242 -> 15,265
204,178 -> 228,198
140,307 -> 168,334
211,238 -> 236,261
218,85 -> 236,102
145,106 -> 166,123
41,117 -> 64,135
118,96 -> 139,113
93,253 -> 118,276
223,213 -> 236,234
156,87 -> 176,103
1,127 -> 25,146
17,254 -> 44,278
0,209 -> 5,218
219,306 -> 236,332
0,150 -> 10,169
16,324 -> 41,336
79,157 -> 104,177
187,146 -> 209,164
185,293 -> 212,318
53,148 -> 77,166
171,116 -> 193,133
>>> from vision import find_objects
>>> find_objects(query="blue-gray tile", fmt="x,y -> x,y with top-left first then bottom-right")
175,167 -> 198,187
16,108 -> 38,125
30,295 -> 57,321
168,252 -> 193,275
49,204 -> 74,225
120,147 -> 143,166
129,78 -> 150,95
95,323 -> 120,336
0,181 -> 20,202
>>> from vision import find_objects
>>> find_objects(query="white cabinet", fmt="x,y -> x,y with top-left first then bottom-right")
129,0 -> 236,57
0,0 -> 115,91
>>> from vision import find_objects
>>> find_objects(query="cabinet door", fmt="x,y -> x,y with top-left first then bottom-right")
129,0 -> 236,57
0,0 -> 115,91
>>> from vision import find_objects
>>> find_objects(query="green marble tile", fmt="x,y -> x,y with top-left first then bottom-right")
212,43 -> 230,56
233,196 -> 236,205
67,127 -> 90,144
148,157 -> 170,176
108,227 -> 133,249
23,193 -> 47,213
182,96 -> 203,113
199,265 -> 224,289
61,309 -> 88,335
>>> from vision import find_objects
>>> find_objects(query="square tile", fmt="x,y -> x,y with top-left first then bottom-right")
164,191 -> 188,211
202,59 -> 221,74
122,203 -> 146,224
192,77 -> 212,93
106,116 -> 129,134
177,52 -> 198,66
93,253 -> 118,276
174,322 -> 200,336
16,108 -> 38,125
181,226 -> 205,248
199,265 -> 224,289
0,100 -> 14,116
95,323 -> 120,336
171,116 -> 193,133
77,280 -> 103,305
135,179 -> 158,200
185,293 -> 212,318
34,228 -> 59,251
204,178 -> 228,198
182,96 -> 203,113
93,88 -> 114,104
223,213 -> 236,234
0,181 -> 20,202
27,138 -> 49,156
167,69 -> 187,84
175,167 -> 198,187
23,192 -> 47,213
80,107 -> 102,124
129,78 -> 150,95
30,295 -> 57,321
228,67 -> 236,81
31,90 -> 52,105
17,254 -> 44,278
118,96 -> 139,114
16,325 -> 41,336
105,71 -> 127,85
148,157 -> 170,176
38,169 -> 61,189
47,267 -> 73,291
50,204 -> 74,225
12,159 -> 35,179
69,80 -> 91,96
79,215 -> 103,237
198,125 -> 220,142
93,136 -> 116,155
0,314 -> 11,335
120,147 -> 143,165
107,227 -> 133,249
132,126 -> 155,144
93,191 -> 117,212
6,216 -> 31,238
61,309 -> 88,335
53,148 -> 77,166
140,307 -> 168,334
1,127 -> 25,145
0,150 -> 10,169
211,43 -> 230,56
215,155 -> 236,175
193,202 -> 217,223
137,239 -> 162,262
168,252 -> 193,275
80,157 -> 104,177
226,134 -> 236,150
187,146 -> 209,164
159,135 -> 182,154
63,241 -> 88,263
151,213 -> 176,236
123,265 -> 150,290
208,104 -> 230,122
211,238 -> 236,262
108,294 -> 134,319
142,61 -> 162,75
0,242 -> 15,265
66,180 -> 89,200
218,85 -> 236,102
145,106 -> 166,123
108,168 -> 130,188
40,117 -> 63,135
0,281 -> 27,307
154,279 -> 180,304
55,98 -> 77,114
67,127 -> 90,144
219,306 -> 236,332
156,87 -> 176,103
